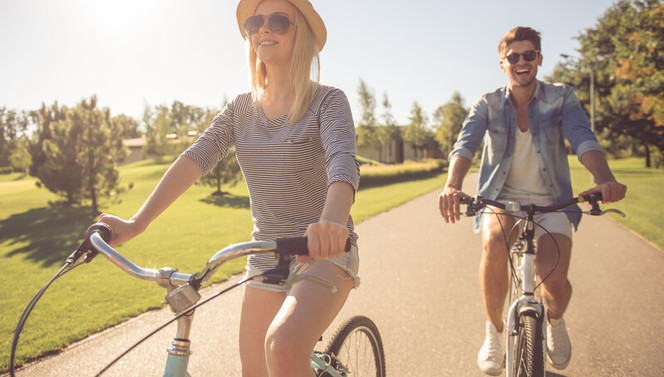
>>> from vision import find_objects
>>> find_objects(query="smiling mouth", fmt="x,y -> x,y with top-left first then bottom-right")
515,68 -> 530,76
259,40 -> 278,47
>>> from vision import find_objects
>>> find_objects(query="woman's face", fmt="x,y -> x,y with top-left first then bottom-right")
250,0 -> 297,66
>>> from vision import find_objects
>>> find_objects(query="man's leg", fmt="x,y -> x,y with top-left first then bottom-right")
537,232 -> 573,369
477,212 -> 516,375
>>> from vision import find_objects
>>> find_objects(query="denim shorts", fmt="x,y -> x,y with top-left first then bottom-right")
244,244 -> 360,292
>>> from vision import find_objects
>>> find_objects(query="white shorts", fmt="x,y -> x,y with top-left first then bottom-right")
244,244 -> 360,292
482,194 -> 573,240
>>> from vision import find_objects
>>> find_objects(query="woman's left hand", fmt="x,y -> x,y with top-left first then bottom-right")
299,221 -> 349,264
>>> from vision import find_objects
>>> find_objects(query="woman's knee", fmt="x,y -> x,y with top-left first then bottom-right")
264,326 -> 310,374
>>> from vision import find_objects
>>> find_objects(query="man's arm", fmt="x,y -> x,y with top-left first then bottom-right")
438,156 -> 472,224
578,150 -> 627,203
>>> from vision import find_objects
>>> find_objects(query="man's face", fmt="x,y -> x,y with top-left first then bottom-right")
500,40 -> 542,89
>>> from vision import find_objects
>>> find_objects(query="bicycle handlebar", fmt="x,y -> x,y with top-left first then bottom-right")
460,192 -> 607,217
82,224 -> 351,289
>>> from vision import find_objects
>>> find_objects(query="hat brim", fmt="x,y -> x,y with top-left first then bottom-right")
236,0 -> 327,51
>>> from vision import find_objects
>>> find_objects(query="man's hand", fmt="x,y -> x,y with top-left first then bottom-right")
579,180 -> 627,204
438,186 -> 467,224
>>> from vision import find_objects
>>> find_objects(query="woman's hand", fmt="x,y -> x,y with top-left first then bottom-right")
299,221 -> 350,264
97,213 -> 147,247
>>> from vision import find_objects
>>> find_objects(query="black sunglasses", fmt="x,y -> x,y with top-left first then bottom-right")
244,14 -> 293,36
504,50 -> 539,64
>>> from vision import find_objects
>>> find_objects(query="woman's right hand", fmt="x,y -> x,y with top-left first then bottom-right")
97,214 -> 147,247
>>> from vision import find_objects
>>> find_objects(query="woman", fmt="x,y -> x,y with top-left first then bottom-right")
99,0 -> 360,376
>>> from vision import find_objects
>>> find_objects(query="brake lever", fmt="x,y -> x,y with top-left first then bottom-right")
601,208 -> 626,217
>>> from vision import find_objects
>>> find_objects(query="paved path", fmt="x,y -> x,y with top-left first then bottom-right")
8,175 -> 664,376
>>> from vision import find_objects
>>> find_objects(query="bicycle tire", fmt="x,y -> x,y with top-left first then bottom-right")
513,312 -> 545,377
324,315 -> 386,377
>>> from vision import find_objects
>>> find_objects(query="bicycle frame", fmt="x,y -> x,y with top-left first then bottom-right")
504,215 -> 545,377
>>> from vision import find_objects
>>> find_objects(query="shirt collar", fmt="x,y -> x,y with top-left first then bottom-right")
503,79 -> 542,105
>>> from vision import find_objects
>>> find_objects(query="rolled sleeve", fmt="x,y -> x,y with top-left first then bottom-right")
181,102 -> 236,175
319,89 -> 360,192
449,96 -> 489,162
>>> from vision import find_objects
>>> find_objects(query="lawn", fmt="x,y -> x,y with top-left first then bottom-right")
0,158 -> 446,371
569,156 -> 664,250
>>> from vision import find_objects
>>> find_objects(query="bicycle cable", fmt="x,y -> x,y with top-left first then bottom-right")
9,261 -> 85,377
94,274 -> 260,377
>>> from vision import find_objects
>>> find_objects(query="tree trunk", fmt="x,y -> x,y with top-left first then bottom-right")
645,144 -> 651,168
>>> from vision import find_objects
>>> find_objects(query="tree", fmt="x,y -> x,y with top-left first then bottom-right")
34,96 -> 127,214
432,92 -> 469,157
356,79 -> 380,156
29,102 -> 68,178
403,101 -> 429,159
143,104 -> 173,157
378,93 -> 402,163
548,0 -> 664,167
0,107 -> 31,168
9,136 -> 31,174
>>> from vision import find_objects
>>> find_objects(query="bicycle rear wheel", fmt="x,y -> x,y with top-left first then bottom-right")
513,311 -> 545,377
324,315 -> 386,377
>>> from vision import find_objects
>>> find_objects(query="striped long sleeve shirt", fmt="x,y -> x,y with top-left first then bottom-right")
182,85 -> 360,250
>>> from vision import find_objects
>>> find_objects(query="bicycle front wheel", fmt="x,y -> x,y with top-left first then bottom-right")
324,315 -> 386,377
513,312 -> 545,377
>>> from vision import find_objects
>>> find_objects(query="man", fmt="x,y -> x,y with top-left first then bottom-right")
438,26 -> 626,375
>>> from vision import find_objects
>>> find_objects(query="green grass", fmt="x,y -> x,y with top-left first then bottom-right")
0,158 -> 446,371
570,156 -> 664,250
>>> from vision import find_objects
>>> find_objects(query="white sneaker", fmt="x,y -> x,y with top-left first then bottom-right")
546,315 -> 571,369
477,321 -> 505,376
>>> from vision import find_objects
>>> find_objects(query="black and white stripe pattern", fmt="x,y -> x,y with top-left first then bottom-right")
182,85 -> 360,272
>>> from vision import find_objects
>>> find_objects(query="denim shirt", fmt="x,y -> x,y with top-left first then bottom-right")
450,80 -> 604,232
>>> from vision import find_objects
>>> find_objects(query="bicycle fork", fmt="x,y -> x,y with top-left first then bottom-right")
505,251 -> 544,377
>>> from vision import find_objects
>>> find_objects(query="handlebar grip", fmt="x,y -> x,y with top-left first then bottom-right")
275,236 -> 352,255
87,223 -> 114,244
580,192 -> 603,203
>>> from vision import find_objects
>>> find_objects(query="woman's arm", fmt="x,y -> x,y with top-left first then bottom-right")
302,181 -> 354,262
99,155 -> 203,246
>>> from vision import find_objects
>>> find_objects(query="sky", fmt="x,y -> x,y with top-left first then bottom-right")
0,0 -> 619,127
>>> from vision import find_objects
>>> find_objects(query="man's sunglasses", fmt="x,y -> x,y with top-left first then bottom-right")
244,14 -> 293,36
504,50 -> 539,65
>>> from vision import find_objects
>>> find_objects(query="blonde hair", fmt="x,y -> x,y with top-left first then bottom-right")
248,5 -> 320,123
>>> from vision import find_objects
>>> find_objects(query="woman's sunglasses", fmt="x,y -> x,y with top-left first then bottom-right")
244,14 -> 293,36
504,50 -> 539,64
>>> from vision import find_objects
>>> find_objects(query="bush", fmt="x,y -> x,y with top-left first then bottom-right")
359,159 -> 446,188
0,166 -> 12,175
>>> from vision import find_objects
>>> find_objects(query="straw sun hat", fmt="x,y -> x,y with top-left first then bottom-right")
236,0 -> 327,51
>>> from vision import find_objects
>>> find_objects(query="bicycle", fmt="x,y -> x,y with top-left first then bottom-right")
10,224 -> 386,377
460,192 -> 625,377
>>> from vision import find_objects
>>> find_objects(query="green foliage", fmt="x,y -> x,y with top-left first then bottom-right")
356,79 -> 379,149
0,107 -> 31,168
432,91 -> 469,157
403,101 -> 435,159
548,0 -> 664,167
359,159 -> 445,188
31,96 -> 127,214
